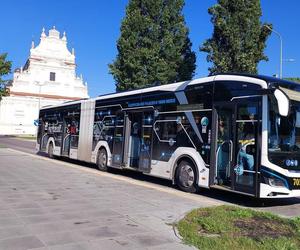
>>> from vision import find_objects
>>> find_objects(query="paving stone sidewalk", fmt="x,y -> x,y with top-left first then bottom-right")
0,148 -> 221,249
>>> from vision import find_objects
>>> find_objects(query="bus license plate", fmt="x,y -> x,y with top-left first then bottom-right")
292,178 -> 300,189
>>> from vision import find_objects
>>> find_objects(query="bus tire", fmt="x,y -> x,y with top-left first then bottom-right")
175,160 -> 198,193
97,148 -> 108,171
48,142 -> 54,159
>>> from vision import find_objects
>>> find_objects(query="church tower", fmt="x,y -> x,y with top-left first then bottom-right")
0,27 -> 89,135
9,26 -> 88,99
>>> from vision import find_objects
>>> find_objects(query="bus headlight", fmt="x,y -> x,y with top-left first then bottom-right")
263,176 -> 286,188
261,168 -> 289,189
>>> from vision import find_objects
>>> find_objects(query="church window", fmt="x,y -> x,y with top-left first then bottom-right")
50,72 -> 56,81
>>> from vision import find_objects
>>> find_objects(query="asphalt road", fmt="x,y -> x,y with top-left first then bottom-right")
1,135 -> 300,219
0,136 -> 36,155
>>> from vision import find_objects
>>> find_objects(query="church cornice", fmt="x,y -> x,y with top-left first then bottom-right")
30,57 -> 44,61
9,91 -> 84,100
26,62 -> 76,71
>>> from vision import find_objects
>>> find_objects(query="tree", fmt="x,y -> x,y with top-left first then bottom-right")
109,0 -> 196,91
0,53 -> 12,100
201,0 -> 272,75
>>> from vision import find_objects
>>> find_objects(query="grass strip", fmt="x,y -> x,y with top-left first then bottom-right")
177,205 -> 300,250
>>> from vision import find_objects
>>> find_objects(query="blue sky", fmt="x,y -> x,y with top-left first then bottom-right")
1,0 -> 299,97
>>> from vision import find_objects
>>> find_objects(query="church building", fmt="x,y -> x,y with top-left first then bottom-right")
0,27 -> 89,135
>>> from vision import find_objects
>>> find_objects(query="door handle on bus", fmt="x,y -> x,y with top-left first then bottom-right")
229,140 -> 233,162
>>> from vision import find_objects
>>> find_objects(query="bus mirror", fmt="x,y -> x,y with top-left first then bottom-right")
274,89 -> 290,117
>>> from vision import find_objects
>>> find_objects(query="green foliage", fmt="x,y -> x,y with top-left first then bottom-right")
0,53 -> 12,100
201,0 -> 272,75
285,78 -> 300,83
109,0 -> 196,91
177,205 -> 300,250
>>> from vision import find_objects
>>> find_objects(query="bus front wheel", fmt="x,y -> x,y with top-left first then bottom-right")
97,148 -> 108,171
175,160 -> 198,193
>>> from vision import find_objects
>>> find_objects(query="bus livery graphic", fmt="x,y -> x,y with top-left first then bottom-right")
36,74 -> 300,198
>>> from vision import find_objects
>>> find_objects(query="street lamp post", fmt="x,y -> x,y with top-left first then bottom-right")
264,25 -> 283,79
34,81 -> 45,115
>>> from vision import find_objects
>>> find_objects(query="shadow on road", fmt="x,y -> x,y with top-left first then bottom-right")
37,153 -> 300,209
3,134 -> 299,210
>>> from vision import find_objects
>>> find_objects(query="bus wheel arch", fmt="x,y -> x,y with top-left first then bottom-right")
173,156 -> 199,193
97,147 -> 108,171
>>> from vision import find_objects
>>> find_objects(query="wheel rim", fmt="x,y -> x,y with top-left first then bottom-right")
179,164 -> 195,188
98,151 -> 107,168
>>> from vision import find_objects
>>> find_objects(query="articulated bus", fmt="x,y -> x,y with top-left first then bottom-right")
37,74 -> 300,198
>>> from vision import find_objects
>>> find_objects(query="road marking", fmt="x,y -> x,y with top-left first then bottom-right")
6,148 -> 222,206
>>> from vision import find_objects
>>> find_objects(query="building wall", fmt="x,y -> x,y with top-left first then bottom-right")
0,96 -> 64,135
0,27 -> 89,135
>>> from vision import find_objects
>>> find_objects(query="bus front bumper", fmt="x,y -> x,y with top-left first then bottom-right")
259,183 -> 300,198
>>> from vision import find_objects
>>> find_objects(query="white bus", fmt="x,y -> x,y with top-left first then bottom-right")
37,74 -> 300,198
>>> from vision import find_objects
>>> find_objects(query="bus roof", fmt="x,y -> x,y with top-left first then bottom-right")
215,73 -> 300,89
93,74 -> 268,102
42,74 -> 296,110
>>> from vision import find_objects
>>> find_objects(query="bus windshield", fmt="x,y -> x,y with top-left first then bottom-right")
269,99 -> 300,153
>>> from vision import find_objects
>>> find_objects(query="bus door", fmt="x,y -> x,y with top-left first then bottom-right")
125,109 -> 153,172
111,112 -> 126,167
213,100 -> 260,196
61,112 -> 80,157
213,103 -> 234,188
61,116 -> 71,156
138,111 -> 154,173
126,111 -> 143,169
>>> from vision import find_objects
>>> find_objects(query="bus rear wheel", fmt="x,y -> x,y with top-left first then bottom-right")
175,160 -> 198,193
48,142 -> 54,159
97,148 -> 108,171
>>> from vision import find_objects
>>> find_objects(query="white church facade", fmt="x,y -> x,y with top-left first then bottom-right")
0,27 -> 89,135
